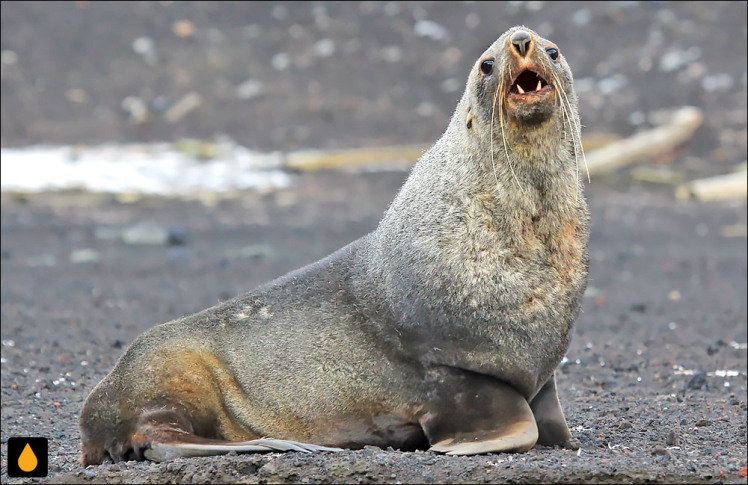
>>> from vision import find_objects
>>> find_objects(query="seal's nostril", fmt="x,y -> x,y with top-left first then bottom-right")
510,30 -> 532,57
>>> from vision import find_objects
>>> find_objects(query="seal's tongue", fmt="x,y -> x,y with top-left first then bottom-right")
511,70 -> 548,94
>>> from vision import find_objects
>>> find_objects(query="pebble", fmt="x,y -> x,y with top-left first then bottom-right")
272,52 -> 291,71
572,9 -> 591,26
702,73 -> 733,92
685,372 -> 707,391
236,79 -> 264,100
380,46 -> 402,63
666,430 -> 680,446
1,49 -> 18,65
440,77 -> 462,93
164,92 -> 203,123
414,20 -> 447,41
131,36 -> 158,66
695,419 -> 712,427
69,248 -> 100,264
167,226 -> 189,246
313,38 -> 335,58
121,222 -> 169,245
659,47 -> 701,72
651,445 -> 669,456
561,438 -> 581,450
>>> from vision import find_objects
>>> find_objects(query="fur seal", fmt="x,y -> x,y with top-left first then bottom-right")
79,25 -> 589,464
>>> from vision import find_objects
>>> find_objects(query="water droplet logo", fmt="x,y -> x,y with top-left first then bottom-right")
7,437 -> 48,477
19,442 -> 38,472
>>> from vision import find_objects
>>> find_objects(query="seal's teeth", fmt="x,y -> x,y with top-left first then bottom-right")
536,80 -> 542,91
517,85 -> 526,94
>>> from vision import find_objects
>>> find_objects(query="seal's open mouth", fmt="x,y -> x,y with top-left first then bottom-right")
509,69 -> 551,96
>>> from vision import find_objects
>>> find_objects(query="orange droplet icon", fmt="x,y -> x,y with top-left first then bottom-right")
18,443 -> 38,472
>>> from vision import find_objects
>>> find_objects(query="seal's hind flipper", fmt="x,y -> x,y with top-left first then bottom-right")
144,439 -> 343,462
529,372 -> 572,446
421,371 -> 539,455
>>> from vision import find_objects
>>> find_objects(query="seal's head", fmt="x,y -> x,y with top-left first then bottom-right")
464,26 -> 576,133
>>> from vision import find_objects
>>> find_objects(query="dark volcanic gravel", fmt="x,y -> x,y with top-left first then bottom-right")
1,1 -> 747,484
1,177 -> 746,484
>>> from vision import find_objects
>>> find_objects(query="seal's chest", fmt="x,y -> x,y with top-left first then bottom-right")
449,205 -> 586,309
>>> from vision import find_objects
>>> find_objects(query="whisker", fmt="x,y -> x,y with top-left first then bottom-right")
552,71 -> 590,184
551,72 -> 579,200
489,79 -> 501,189
493,72 -> 526,196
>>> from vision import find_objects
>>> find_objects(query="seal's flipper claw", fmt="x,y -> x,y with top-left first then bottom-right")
421,372 -> 539,455
144,439 -> 343,462
529,372 -> 572,446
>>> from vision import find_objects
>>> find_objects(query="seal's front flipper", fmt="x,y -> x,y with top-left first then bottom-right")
529,372 -> 572,446
421,371 -> 538,455
144,438 -> 343,462
428,419 -> 538,455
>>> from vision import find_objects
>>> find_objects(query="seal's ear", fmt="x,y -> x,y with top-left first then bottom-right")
466,105 -> 473,129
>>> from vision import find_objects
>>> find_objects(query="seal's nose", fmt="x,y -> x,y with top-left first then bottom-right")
510,30 -> 532,57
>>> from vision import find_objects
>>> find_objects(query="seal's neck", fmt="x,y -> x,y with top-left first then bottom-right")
446,111 -> 583,216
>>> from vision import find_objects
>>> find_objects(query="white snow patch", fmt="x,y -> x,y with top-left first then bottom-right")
1,143 -> 290,195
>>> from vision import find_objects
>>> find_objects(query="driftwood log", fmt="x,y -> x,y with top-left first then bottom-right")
583,106 -> 703,175
676,170 -> 748,202
282,108 -> 703,175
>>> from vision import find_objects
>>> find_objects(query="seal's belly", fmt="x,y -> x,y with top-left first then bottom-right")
307,411 -> 428,450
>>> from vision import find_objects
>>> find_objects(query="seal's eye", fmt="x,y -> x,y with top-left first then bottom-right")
546,47 -> 559,61
480,58 -> 494,75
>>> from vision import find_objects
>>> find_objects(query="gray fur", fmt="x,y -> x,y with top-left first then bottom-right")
79,26 -> 588,464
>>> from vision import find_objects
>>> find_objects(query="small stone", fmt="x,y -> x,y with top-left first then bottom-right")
173,20 -> 195,38
380,46 -> 402,63
414,20 -> 447,41
313,38 -> 335,58
1,49 -> 18,65
69,248 -> 100,264
665,430 -> 680,446
259,461 -> 280,475
167,226 -> 188,246
441,77 -> 462,93
630,303 -> 647,313
83,468 -> 96,477
695,419 -> 712,427
561,438 -> 581,450
272,52 -> 291,71
651,445 -> 669,456
236,79 -> 264,100
121,222 -> 169,245
685,372 -> 707,391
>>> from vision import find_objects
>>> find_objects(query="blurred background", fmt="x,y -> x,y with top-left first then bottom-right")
1,1 -> 746,182
1,4 -> 747,482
